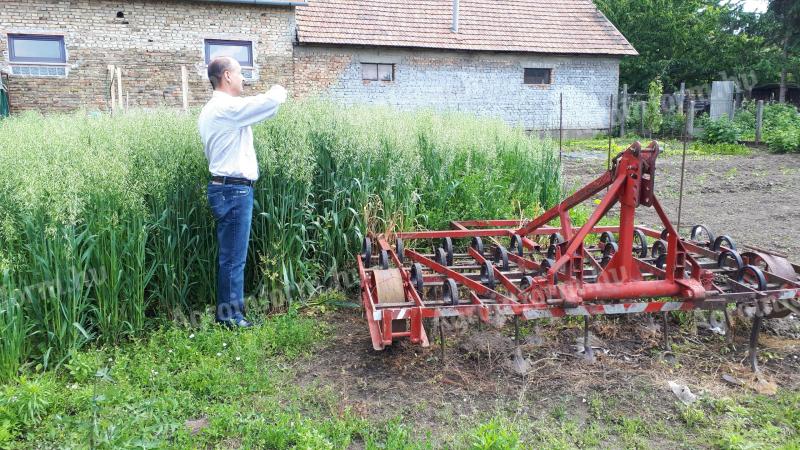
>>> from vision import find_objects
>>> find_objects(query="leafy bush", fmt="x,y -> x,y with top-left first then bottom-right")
645,78 -> 664,136
764,129 -> 800,153
660,111 -> 686,137
0,101 -> 561,378
762,103 -> 800,153
700,116 -> 741,144
734,102 -> 800,152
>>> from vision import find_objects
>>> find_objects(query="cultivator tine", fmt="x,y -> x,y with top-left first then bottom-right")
748,316 -> 763,373
583,316 -> 594,362
357,141 -> 799,375
724,310 -> 734,346
439,319 -> 445,363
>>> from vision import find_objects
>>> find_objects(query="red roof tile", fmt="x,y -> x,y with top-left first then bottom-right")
296,0 -> 637,56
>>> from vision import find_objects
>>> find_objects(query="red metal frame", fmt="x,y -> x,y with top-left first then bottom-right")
357,141 -> 800,357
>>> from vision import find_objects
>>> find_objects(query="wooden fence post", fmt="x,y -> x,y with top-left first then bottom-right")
755,100 -> 764,144
640,101 -> 646,136
620,83 -> 628,137
687,100 -> 695,138
116,67 -> 124,112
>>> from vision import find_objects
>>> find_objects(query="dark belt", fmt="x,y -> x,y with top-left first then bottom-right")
211,176 -> 256,187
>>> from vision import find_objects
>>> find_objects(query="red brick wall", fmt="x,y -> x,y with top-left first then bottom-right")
0,0 -> 295,113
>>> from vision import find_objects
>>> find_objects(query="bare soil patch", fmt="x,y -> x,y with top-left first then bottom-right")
562,149 -> 800,262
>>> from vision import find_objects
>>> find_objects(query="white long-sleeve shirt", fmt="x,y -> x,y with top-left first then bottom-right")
198,87 -> 287,180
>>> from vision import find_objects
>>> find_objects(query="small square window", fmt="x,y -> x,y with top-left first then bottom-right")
378,64 -> 393,81
362,63 -> 378,81
9,34 -> 66,63
362,63 -> 394,81
524,68 -> 552,85
205,39 -> 253,67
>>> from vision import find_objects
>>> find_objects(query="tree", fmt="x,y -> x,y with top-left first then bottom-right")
594,0 -> 764,92
767,1 -> 800,102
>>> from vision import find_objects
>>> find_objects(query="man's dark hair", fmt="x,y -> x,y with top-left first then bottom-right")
208,57 -> 233,90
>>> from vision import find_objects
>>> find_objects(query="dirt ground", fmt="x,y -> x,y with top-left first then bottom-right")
292,149 -> 800,447
295,310 -> 799,447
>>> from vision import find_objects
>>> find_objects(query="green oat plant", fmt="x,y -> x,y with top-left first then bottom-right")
0,100 -> 561,380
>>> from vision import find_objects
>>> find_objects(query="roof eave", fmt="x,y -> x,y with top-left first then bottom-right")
296,38 -> 638,57
196,0 -> 307,6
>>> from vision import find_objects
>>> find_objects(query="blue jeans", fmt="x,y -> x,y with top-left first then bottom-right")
207,182 -> 254,322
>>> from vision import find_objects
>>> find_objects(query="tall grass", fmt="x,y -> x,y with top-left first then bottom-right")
0,100 -> 560,379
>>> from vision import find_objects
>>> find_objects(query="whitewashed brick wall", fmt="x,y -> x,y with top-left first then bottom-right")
294,46 -> 621,134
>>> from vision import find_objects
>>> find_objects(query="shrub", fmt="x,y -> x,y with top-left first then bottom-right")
734,102 -> 800,152
645,78 -> 664,136
660,111 -> 686,138
763,103 -> 800,153
700,116 -> 741,144
764,129 -> 800,153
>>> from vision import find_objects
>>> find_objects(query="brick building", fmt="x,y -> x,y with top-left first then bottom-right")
0,0 -> 636,134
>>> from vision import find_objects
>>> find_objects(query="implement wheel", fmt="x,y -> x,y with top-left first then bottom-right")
633,229 -> 648,258
410,263 -> 424,293
712,235 -> 737,251
651,239 -> 668,269
362,237 -> 372,267
443,278 -> 460,306
494,245 -> 510,271
690,224 -> 715,247
510,234 -> 525,257
435,247 -> 448,266
441,237 -> 454,265
480,261 -> 496,290
599,231 -> 616,245
471,236 -> 484,256
396,238 -> 404,263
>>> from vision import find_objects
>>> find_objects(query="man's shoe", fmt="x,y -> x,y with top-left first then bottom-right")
216,318 -> 254,329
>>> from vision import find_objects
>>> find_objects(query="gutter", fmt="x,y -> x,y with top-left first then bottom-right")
194,0 -> 308,6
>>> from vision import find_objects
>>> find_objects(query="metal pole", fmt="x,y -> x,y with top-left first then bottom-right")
677,105 -> 689,234
620,84 -> 628,137
559,93 -> 563,163
607,94 -> 613,170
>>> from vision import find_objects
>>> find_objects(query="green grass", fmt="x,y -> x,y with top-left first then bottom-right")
563,135 -> 752,157
1,310 -> 798,448
0,101 -> 561,380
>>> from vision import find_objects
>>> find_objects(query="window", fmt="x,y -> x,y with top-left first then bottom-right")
204,39 -> 253,67
524,68 -> 552,85
362,63 -> 394,81
9,34 -> 66,63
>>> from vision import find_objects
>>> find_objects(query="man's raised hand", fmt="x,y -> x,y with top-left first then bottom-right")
267,85 -> 288,104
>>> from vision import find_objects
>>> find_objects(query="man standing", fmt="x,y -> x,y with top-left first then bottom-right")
198,56 -> 287,328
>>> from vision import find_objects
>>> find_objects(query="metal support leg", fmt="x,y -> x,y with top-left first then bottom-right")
514,316 -> 520,346
439,319 -> 445,364
724,309 -> 734,346
583,316 -> 595,361
748,316 -> 762,373
662,312 -> 671,352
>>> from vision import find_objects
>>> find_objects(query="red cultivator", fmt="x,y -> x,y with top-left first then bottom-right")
357,141 -> 800,371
